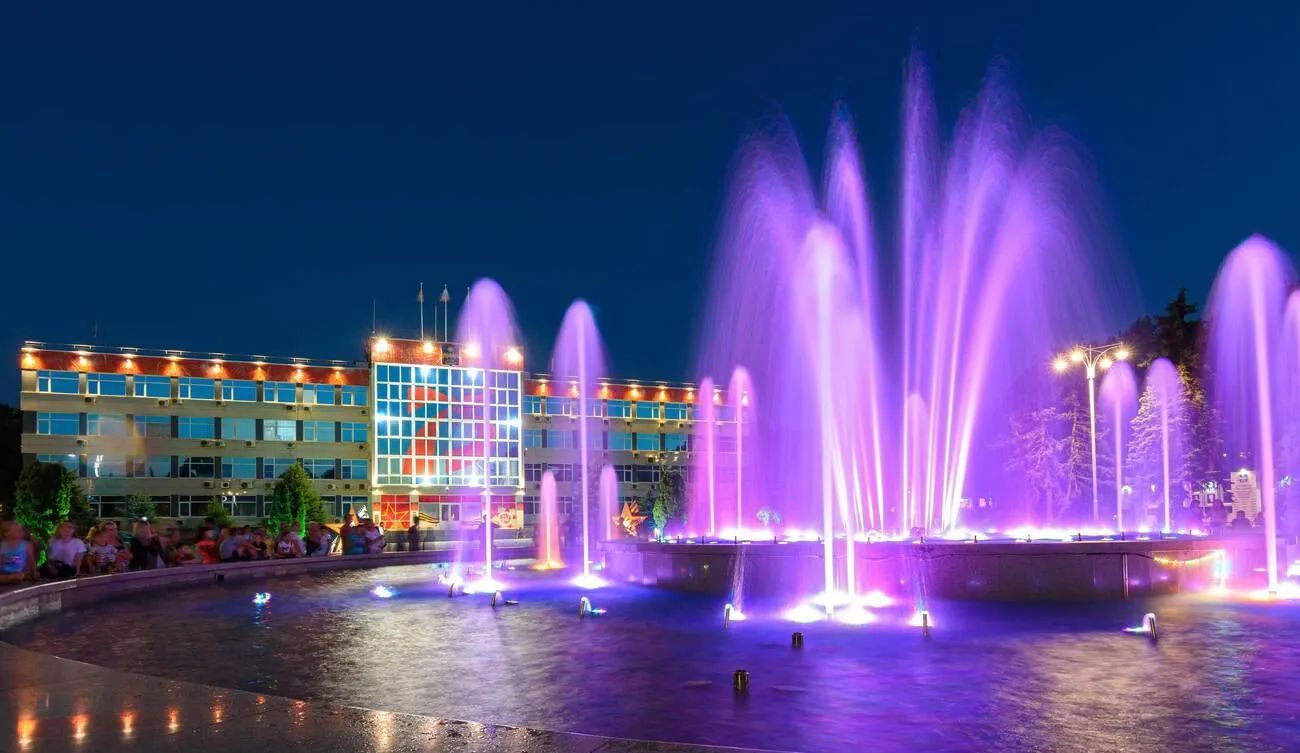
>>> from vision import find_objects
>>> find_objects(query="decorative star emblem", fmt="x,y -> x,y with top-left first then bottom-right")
615,501 -> 647,537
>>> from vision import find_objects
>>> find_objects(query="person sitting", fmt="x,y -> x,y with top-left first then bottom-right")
171,543 -> 201,566
129,522 -> 167,570
219,526 -> 254,562
0,521 -> 39,584
42,521 -> 85,579
98,521 -> 132,571
194,525 -> 220,564
362,519 -> 386,554
87,528 -> 121,575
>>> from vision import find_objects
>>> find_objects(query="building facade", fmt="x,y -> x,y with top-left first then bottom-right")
18,338 -> 732,529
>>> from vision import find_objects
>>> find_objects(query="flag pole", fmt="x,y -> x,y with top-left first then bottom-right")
418,282 -> 425,341
440,284 -> 451,342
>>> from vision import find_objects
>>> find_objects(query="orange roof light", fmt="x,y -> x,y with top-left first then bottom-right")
656,389 -> 668,402
629,387 -> 641,400
600,384 -> 611,398
373,338 -> 391,355
422,341 -> 435,355
462,342 -> 481,360
505,347 -> 523,366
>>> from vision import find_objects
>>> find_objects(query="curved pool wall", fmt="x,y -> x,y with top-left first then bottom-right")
598,538 -> 1259,601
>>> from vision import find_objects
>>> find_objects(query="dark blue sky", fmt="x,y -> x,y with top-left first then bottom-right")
3,1 -> 1298,398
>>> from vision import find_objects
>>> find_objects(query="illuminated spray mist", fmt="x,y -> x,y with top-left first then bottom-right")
1099,363 -> 1137,530
553,301 -> 608,583
538,471 -> 562,568
599,465 -> 617,540
1144,359 -> 1184,533
695,54 -> 1111,611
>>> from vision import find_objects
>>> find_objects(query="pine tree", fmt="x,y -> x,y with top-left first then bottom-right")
1004,406 -> 1067,522
266,464 -> 328,531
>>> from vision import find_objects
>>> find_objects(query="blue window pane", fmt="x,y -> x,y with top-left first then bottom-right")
302,458 -> 336,479
88,455 -> 127,478
304,383 -> 336,405
133,416 -> 171,438
178,377 -> 216,400
608,431 -> 633,451
636,433 -> 660,452
264,381 -> 296,403
87,413 -> 128,437
341,385 -> 368,406
262,419 -> 297,442
221,379 -> 258,401
523,429 -> 544,448
263,458 -> 296,478
303,421 -> 336,442
223,418 -> 256,441
178,457 -> 215,478
38,453 -> 81,475
664,403 -> 690,421
221,457 -> 256,479
87,373 -> 127,396
635,402 -> 661,420
607,400 -> 631,419
340,422 -> 368,443
664,433 -> 688,451
341,459 -> 369,480
37,370 -> 80,394
37,412 -> 80,436
135,455 -> 173,478
178,416 -> 216,439
134,375 -> 171,399
523,395 -> 542,415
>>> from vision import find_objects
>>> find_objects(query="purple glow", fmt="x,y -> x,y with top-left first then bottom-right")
1207,236 -> 1296,591
1099,363 -> 1138,530
1143,359 -> 1184,533
537,471 -> 563,569
551,301 -> 608,579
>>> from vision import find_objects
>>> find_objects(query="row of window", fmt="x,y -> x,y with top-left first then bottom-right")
37,453 -> 368,480
520,428 -> 690,452
373,458 -> 521,488
84,494 -> 372,519
373,364 -> 520,388
35,370 -> 368,406
35,412 -> 368,443
522,462 -> 676,484
521,395 -> 739,421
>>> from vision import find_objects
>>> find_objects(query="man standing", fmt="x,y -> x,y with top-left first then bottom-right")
408,516 -> 421,552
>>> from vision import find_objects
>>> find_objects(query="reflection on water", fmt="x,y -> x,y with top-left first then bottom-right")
6,565 -> 1300,753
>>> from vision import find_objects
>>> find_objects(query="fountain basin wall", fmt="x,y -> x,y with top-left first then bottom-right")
598,538 -> 1257,601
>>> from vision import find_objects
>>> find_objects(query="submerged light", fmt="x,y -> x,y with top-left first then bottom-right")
371,585 -> 395,599
252,592 -> 272,606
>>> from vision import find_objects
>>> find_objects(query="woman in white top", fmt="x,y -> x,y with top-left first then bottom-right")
42,521 -> 85,579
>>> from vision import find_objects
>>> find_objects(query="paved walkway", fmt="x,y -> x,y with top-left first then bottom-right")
0,643 -> 776,752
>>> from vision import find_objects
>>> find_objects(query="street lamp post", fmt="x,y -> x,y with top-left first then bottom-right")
1053,343 -> 1130,523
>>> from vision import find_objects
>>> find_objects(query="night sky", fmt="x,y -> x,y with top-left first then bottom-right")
3,1 -> 1298,399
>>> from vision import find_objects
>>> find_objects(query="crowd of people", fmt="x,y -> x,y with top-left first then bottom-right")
0,513 -> 398,585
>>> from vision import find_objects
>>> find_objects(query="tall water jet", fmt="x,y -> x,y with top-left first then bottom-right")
696,50 -> 1115,564
599,464 -> 618,539
456,279 -> 521,583
552,301 -> 608,582
1208,235 -> 1297,592
1144,359 -> 1184,533
1100,362 -> 1138,530
538,471 -> 562,569
728,367 -> 755,533
691,377 -> 718,536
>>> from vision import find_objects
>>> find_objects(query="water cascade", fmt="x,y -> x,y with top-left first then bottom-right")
1100,363 -> 1138,531
1145,359 -> 1184,533
538,471 -> 562,568
600,465 -> 618,540
553,301 -> 608,583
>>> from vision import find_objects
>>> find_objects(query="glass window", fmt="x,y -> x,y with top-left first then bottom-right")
221,379 -> 258,402
524,429 -> 544,448
87,413 -> 127,437
223,417 -> 256,441
715,405 -> 736,422
341,459 -> 369,480
38,453 -> 80,475
635,402 -> 660,420
664,433 -> 688,452
664,403 -> 690,421
263,458 -> 296,478
523,395 -> 543,415
303,458 -> 336,479
133,455 -> 173,478
341,496 -> 368,517
37,370 -> 80,394
524,463 -> 543,482
263,381 -> 297,403
37,412 -> 80,436
262,419 -> 297,442
177,377 -> 216,400
176,496 -> 210,517
614,465 -> 634,482
87,373 -> 127,396
607,431 -> 633,451
633,465 -> 660,483
178,416 -> 216,439
134,375 -> 171,399
607,400 -> 631,419
303,421 -> 336,442
544,397 -> 575,416
547,463 -> 573,482
636,433 -> 661,452
340,385 -> 368,406
340,422 -> 368,443
221,457 -> 257,479
178,456 -> 215,478
88,455 -> 128,478
133,416 -> 172,438
546,429 -> 573,449
303,383 -> 336,405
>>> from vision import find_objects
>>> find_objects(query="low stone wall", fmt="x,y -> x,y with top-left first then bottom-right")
0,549 -> 527,631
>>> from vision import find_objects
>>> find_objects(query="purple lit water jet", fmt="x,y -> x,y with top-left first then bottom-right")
538,471 -> 562,569
1208,235 -> 1297,592
690,378 -> 718,536
1099,363 -> 1137,530
599,464 -> 617,540
552,301 -> 608,580
1144,358 -> 1184,533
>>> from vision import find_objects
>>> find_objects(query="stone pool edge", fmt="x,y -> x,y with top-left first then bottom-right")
0,556 -> 791,753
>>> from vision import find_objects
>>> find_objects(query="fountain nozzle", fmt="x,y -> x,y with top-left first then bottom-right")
791,631 -> 804,649
733,669 -> 750,694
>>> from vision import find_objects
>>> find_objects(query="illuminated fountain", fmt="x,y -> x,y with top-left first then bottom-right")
1100,362 -> 1138,530
1141,358 -> 1185,533
456,279 -> 521,590
693,53 -> 1112,614
552,300 -> 608,588
1208,236 -> 1297,593
537,471 -> 563,569
599,464 -> 618,541
690,377 -> 718,536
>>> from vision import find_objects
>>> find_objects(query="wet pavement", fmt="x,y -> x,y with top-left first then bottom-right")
0,643 -> 777,753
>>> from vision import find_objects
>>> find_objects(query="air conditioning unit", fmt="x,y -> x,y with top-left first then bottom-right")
158,399 -> 168,407
240,482 -> 250,489
603,418 -> 609,424
360,408 -> 368,415
202,481 -> 213,488
84,396 -> 96,404
75,438 -> 86,445
358,443 -> 367,451
172,399 -> 184,405
343,483 -> 352,489
215,440 -> 226,447
286,442 -> 295,449
284,404 -> 295,411
302,405 -> 311,412
220,481 -> 231,489
265,482 -> 274,489
245,440 -> 256,447
359,482 -> 367,489
327,483 -> 336,490
215,399 -> 224,406
200,439 -> 210,446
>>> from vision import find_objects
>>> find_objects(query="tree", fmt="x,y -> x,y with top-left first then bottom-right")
122,494 -> 162,522
13,462 -> 92,543
203,498 -> 232,528
0,405 -> 21,515
651,463 -> 687,533
266,464 -> 328,531
1003,406 -> 1068,522
1058,390 -> 1103,514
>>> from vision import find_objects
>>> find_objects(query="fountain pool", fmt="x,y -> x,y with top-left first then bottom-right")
5,564 -> 1300,753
